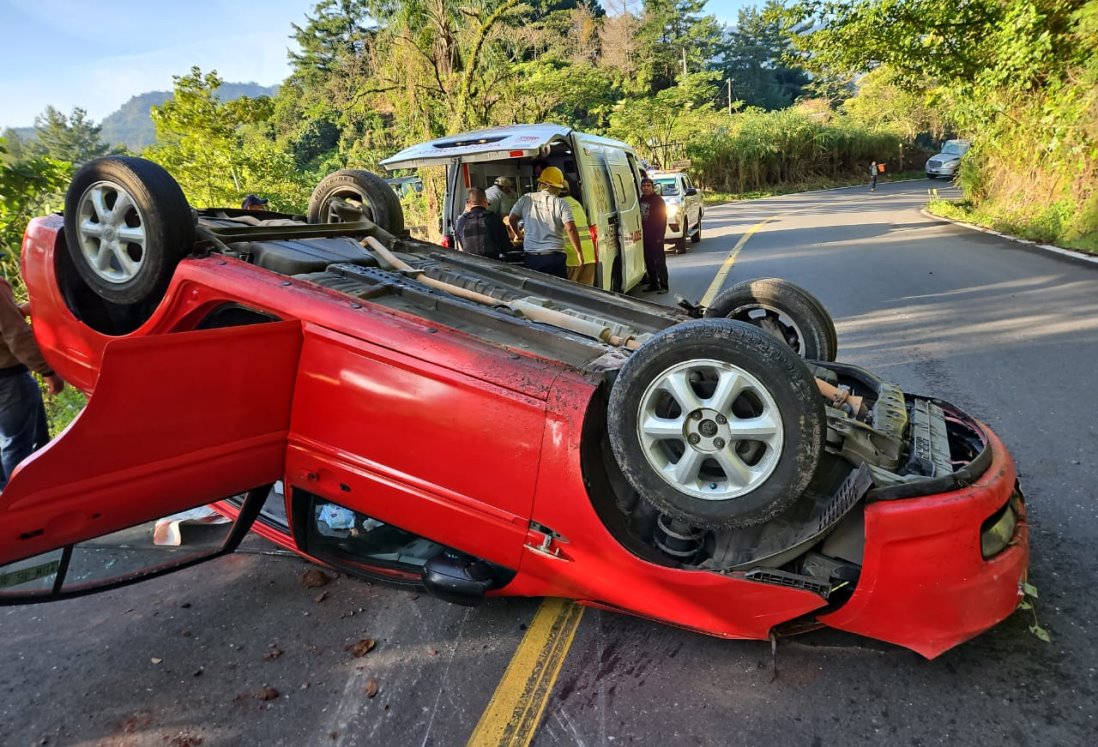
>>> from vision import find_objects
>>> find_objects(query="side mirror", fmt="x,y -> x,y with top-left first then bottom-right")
685,188 -> 698,196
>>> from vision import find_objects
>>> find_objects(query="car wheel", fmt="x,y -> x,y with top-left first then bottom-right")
63,156 -> 195,307
308,169 -> 405,235
607,319 -> 825,528
704,278 -> 837,361
926,174 -> 936,180
691,224 -> 701,244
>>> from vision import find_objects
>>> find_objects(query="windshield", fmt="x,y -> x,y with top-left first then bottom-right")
942,142 -> 969,156
654,178 -> 679,196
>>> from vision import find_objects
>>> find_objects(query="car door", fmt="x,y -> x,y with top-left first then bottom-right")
608,151 -> 645,289
0,320 -> 303,603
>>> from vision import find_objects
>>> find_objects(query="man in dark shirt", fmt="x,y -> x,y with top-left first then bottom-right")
639,178 -> 669,293
455,187 -> 511,259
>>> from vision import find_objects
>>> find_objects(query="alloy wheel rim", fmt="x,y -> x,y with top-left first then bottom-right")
76,181 -> 148,284
636,358 -> 784,501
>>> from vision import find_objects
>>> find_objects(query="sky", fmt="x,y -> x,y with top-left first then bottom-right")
0,0 -> 756,131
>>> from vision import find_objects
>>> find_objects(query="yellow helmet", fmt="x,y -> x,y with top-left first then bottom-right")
538,166 -> 566,190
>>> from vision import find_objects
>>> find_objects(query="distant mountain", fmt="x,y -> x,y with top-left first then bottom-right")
100,82 -> 279,151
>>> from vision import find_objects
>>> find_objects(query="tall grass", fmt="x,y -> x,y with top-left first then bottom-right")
686,107 -> 922,193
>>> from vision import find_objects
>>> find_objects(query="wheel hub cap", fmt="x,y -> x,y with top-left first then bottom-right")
637,359 -> 784,501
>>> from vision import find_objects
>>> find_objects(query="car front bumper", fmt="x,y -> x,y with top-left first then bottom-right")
817,425 -> 1028,658
926,163 -> 959,177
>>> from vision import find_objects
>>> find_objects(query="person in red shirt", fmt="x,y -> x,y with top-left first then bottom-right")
0,276 -> 64,489
639,178 -> 669,293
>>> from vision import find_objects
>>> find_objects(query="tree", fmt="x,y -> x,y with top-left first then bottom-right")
0,139 -> 70,297
607,72 -> 722,165
717,2 -> 809,110
146,68 -> 312,210
29,107 -> 113,164
634,0 -> 723,93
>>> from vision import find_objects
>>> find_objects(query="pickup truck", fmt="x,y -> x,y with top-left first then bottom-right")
651,171 -> 703,253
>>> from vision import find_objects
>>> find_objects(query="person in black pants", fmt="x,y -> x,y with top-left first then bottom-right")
639,178 -> 669,293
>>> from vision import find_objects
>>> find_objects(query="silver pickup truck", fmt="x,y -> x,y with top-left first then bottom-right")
651,171 -> 703,253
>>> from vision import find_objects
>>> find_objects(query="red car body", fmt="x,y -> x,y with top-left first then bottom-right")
1,214 -> 1027,659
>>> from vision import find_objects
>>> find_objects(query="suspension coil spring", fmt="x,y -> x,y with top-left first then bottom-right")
654,514 -> 705,563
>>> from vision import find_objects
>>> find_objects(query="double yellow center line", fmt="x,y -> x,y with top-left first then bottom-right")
466,599 -> 585,746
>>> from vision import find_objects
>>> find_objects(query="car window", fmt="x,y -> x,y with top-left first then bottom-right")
654,178 -> 679,196
942,143 -> 969,156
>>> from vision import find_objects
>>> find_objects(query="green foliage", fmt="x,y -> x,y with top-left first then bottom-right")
608,72 -> 722,165
635,0 -> 723,93
0,139 -> 71,297
42,381 -> 87,436
790,0 -> 1098,251
28,107 -> 114,163
717,2 -> 810,111
146,68 -> 314,212
686,104 -> 902,193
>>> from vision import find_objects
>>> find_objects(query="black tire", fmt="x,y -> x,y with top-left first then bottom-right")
926,174 -> 936,180
676,223 -> 688,254
308,169 -> 405,234
63,156 -> 194,306
704,277 -> 837,361
607,318 -> 825,528
690,226 -> 701,244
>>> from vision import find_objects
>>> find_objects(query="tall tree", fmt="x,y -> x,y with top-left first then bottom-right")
29,107 -> 112,164
146,68 -> 310,210
717,2 -> 809,110
634,0 -> 722,93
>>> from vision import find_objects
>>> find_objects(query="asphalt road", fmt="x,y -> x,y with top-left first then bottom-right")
4,179 -> 1096,746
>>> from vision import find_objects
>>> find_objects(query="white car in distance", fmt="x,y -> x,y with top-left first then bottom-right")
651,171 -> 703,253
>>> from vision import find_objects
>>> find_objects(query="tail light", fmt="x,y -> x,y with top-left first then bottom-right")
588,225 -> 599,263
441,234 -> 452,249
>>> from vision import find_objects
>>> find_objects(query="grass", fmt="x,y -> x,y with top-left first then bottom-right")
927,197 -> 1098,256
41,378 -> 86,436
703,170 -> 927,205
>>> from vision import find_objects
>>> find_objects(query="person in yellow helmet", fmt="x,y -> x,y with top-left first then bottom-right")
506,165 -> 583,279
561,180 -> 596,285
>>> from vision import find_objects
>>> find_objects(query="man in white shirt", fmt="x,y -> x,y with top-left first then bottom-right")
507,167 -> 583,279
485,176 -> 517,217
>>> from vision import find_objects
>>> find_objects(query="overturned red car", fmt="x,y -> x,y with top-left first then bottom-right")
1,157 -> 1027,658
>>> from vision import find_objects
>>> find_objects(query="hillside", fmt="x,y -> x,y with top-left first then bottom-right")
100,82 -> 278,151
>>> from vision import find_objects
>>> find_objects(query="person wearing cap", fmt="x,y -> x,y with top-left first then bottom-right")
0,275 -> 64,490
506,166 -> 583,279
485,176 -> 516,217
241,194 -> 269,211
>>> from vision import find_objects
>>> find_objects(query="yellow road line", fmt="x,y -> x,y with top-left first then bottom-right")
699,215 -> 780,308
467,598 -> 585,747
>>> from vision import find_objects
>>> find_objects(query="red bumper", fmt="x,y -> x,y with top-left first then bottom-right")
818,427 -> 1028,658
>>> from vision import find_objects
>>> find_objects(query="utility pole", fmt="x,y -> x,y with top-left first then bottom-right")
727,79 -> 733,115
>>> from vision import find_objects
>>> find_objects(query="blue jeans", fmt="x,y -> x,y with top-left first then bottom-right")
0,371 -> 50,490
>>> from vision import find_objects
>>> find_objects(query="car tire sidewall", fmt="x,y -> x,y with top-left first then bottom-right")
704,277 -> 837,361
63,156 -> 194,307
308,169 -> 405,234
607,318 -> 825,528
